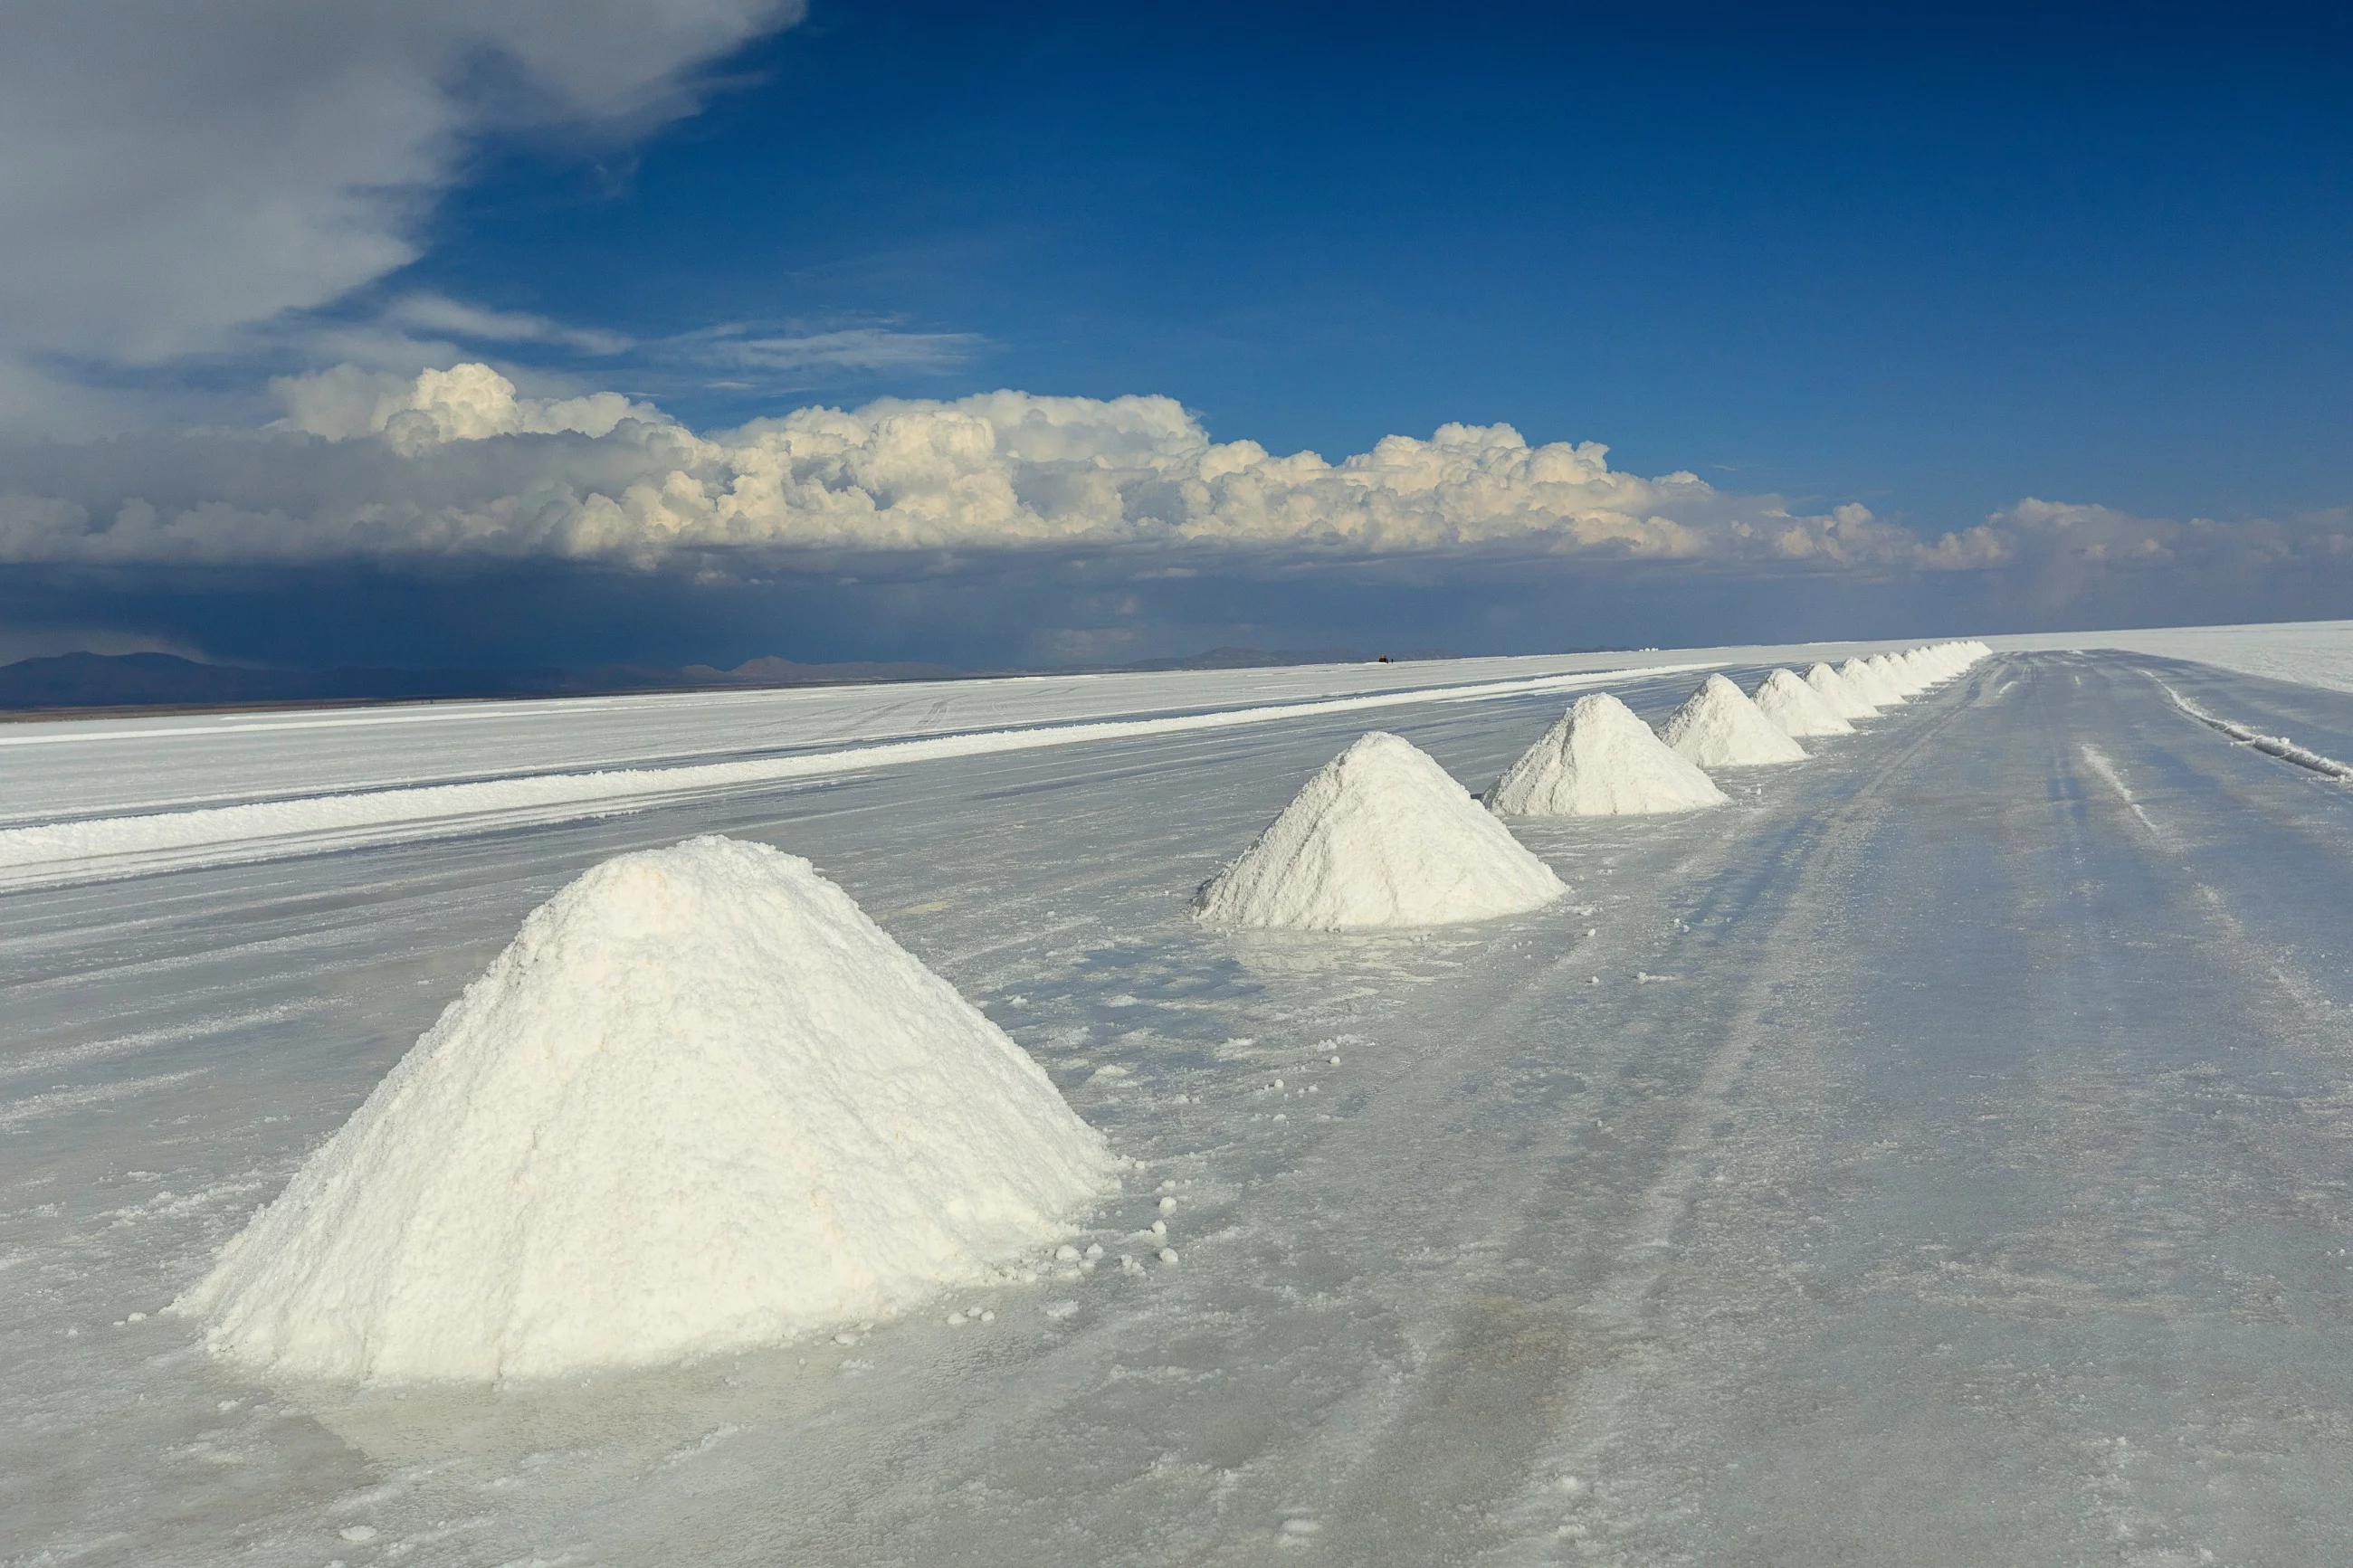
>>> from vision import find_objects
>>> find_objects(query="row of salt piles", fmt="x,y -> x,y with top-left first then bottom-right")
179,640 -> 1995,1385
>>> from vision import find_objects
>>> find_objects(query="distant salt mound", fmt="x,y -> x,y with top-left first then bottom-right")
1753,669 -> 1855,737
1865,652 -> 1925,697
1661,674 -> 1807,766
177,835 -> 1115,1383
1805,662 -> 1877,718
1840,656 -> 1906,706
1900,647 -> 1949,685
1196,731 -> 1565,929
1486,693 -> 1728,817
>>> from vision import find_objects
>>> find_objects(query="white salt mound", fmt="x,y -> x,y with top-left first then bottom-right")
177,835 -> 1115,1383
1195,731 -> 1565,930
1752,669 -> 1855,737
1661,674 -> 1807,766
1866,651 -> 1925,697
1805,662 -> 1877,718
1839,656 -> 1907,706
1486,692 -> 1728,817
1899,647 -> 1947,686
1909,645 -> 1953,680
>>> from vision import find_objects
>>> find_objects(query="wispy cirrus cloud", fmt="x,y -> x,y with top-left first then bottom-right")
382,294 -> 635,356
672,323 -> 986,378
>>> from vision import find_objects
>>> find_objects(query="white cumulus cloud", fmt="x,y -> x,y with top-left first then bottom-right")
5,364 -> 2341,597
0,363 -> 1921,567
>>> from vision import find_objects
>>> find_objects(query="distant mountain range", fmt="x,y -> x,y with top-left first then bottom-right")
0,647 -> 1459,714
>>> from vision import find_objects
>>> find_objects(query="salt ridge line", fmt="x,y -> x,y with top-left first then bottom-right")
2155,679 -> 2353,782
0,662 -> 1714,888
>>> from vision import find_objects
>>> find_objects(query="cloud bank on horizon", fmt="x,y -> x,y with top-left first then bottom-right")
3,363 -> 2340,597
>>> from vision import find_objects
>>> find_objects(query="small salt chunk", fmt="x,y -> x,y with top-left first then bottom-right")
1158,1195 -> 1176,1213
1281,1517 -> 1319,1535
1055,1243 -> 1081,1262
1329,1054 -> 1341,1065
1150,1220 -> 1167,1237
1084,1242 -> 1104,1259
339,1525 -> 379,1544
1272,1078 -> 1284,1089
126,1312 -> 147,1323
1158,1248 -> 1179,1265
946,1311 -> 967,1326
979,1310 -> 996,1324
1156,1180 -> 1176,1193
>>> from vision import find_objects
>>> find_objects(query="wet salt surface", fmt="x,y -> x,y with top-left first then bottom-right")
8,650 -> 2353,1563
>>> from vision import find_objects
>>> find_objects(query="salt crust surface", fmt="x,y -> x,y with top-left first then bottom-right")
1661,675 -> 1808,767
1485,693 -> 1728,817
1839,656 -> 1908,707
1195,731 -> 1566,930
176,835 -> 1115,1383
1805,662 -> 1878,718
1752,669 -> 1855,737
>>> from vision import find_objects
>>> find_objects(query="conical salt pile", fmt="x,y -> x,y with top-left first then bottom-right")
1839,656 -> 1906,706
177,835 -> 1115,1383
1661,674 -> 1807,766
1195,731 -> 1565,929
1865,651 -> 1925,697
1486,692 -> 1728,817
1805,662 -> 1877,718
1753,669 -> 1855,737
1899,648 -> 1947,686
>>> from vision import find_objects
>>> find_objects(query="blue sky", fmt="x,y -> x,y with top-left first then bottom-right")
415,2 -> 2353,521
3,2 -> 2349,669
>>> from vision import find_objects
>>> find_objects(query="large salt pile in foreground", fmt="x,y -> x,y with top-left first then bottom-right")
1196,731 -> 1565,929
1753,669 -> 1855,737
1839,656 -> 1906,706
177,835 -> 1115,1383
1661,674 -> 1807,766
1486,693 -> 1728,817
1805,662 -> 1877,718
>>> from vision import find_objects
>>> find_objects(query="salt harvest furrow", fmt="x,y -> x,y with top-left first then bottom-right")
2156,679 -> 2353,781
